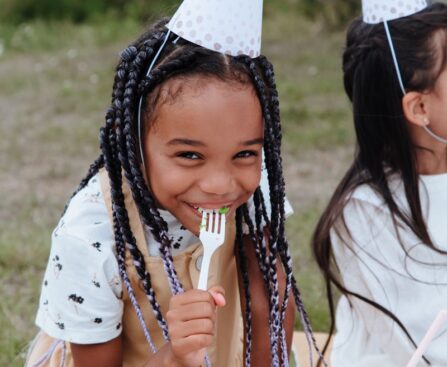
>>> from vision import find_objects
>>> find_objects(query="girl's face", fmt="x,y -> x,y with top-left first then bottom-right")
144,77 -> 264,235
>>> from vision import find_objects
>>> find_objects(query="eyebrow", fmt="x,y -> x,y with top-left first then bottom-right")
243,137 -> 264,146
167,137 -> 264,147
167,138 -> 205,147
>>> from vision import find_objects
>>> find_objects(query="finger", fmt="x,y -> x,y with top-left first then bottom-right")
167,301 -> 216,322
169,318 -> 215,339
169,289 -> 214,309
208,285 -> 226,307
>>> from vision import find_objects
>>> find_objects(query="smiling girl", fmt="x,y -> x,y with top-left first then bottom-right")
26,8 -> 321,367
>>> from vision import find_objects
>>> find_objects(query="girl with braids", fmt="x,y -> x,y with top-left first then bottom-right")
26,2 -> 323,366
313,1 -> 447,366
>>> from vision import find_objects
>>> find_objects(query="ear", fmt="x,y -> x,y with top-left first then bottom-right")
402,91 -> 430,127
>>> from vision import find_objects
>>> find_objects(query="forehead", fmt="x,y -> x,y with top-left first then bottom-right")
153,75 -> 254,109
148,76 -> 263,138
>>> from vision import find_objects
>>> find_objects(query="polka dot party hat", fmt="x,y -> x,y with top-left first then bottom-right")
167,0 -> 263,58
362,0 -> 427,24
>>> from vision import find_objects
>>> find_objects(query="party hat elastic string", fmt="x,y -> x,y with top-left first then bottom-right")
383,21 -> 405,95
137,29 -> 172,172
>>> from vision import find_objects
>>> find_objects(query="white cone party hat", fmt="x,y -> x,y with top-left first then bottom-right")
167,0 -> 263,58
362,0 -> 427,24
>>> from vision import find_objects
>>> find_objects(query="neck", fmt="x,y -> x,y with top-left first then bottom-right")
410,124 -> 447,175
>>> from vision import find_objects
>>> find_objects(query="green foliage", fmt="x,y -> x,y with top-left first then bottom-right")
0,0 -> 109,23
122,0 -> 179,22
0,0 -> 301,25
0,19 -> 141,54
300,0 -> 360,29
0,0 -> 359,28
0,0 -> 179,24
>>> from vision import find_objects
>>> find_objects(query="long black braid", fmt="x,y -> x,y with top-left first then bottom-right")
236,207 -> 254,366
256,55 -> 327,366
67,18 -> 323,366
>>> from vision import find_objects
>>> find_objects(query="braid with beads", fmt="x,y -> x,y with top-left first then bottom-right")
67,18 -> 324,366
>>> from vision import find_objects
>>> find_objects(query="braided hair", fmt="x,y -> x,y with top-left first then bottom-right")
69,18 -> 324,367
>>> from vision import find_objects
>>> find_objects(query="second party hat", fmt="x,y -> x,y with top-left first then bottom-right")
362,0 -> 427,24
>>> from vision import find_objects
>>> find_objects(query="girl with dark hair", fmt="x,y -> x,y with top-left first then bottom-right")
313,1 -> 447,366
25,1 -> 323,367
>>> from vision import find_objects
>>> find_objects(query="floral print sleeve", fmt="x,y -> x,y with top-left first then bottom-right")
35,175 -> 123,344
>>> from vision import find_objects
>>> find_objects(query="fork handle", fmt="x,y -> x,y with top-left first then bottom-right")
197,250 -> 213,290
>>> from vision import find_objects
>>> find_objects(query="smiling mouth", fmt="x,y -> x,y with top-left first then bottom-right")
186,203 -> 231,216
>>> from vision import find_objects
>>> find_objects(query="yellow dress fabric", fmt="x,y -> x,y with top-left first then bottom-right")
26,168 -> 244,367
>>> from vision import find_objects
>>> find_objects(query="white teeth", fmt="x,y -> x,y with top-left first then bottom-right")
190,205 -> 203,213
190,205 -> 229,214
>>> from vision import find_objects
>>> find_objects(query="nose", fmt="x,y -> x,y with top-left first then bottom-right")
199,167 -> 235,196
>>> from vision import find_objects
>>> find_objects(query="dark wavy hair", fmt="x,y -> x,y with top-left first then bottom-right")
313,3 -> 447,365
66,18 -> 324,367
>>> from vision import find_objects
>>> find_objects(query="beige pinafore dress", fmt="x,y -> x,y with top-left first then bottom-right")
26,169 -> 244,366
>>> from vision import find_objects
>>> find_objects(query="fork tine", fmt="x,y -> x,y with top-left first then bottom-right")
211,210 -> 217,233
208,211 -> 212,233
201,210 -> 207,230
220,213 -> 225,235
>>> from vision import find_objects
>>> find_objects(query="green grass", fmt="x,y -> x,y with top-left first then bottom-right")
0,11 -> 353,365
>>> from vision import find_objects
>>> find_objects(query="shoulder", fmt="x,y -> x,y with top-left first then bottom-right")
61,174 -> 109,230
343,173 -> 407,220
349,183 -> 386,208
49,173 -> 117,272
56,173 -> 114,248
331,183 -> 393,251
333,184 -> 389,237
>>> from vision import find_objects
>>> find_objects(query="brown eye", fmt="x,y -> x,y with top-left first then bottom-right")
177,151 -> 202,160
235,150 -> 257,159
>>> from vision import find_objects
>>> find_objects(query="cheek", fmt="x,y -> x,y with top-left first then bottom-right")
239,166 -> 262,196
147,158 -> 181,200
147,159 -> 197,202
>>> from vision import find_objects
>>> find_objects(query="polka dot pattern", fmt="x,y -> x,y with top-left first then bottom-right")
362,0 -> 427,24
167,0 -> 263,58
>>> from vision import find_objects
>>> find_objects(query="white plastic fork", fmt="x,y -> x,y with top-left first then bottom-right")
197,210 -> 226,290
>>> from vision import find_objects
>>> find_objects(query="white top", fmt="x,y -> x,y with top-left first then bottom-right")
35,170 -> 293,344
331,173 -> 447,367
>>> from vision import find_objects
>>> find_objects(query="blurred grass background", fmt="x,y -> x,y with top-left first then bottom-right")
0,1 -> 357,365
